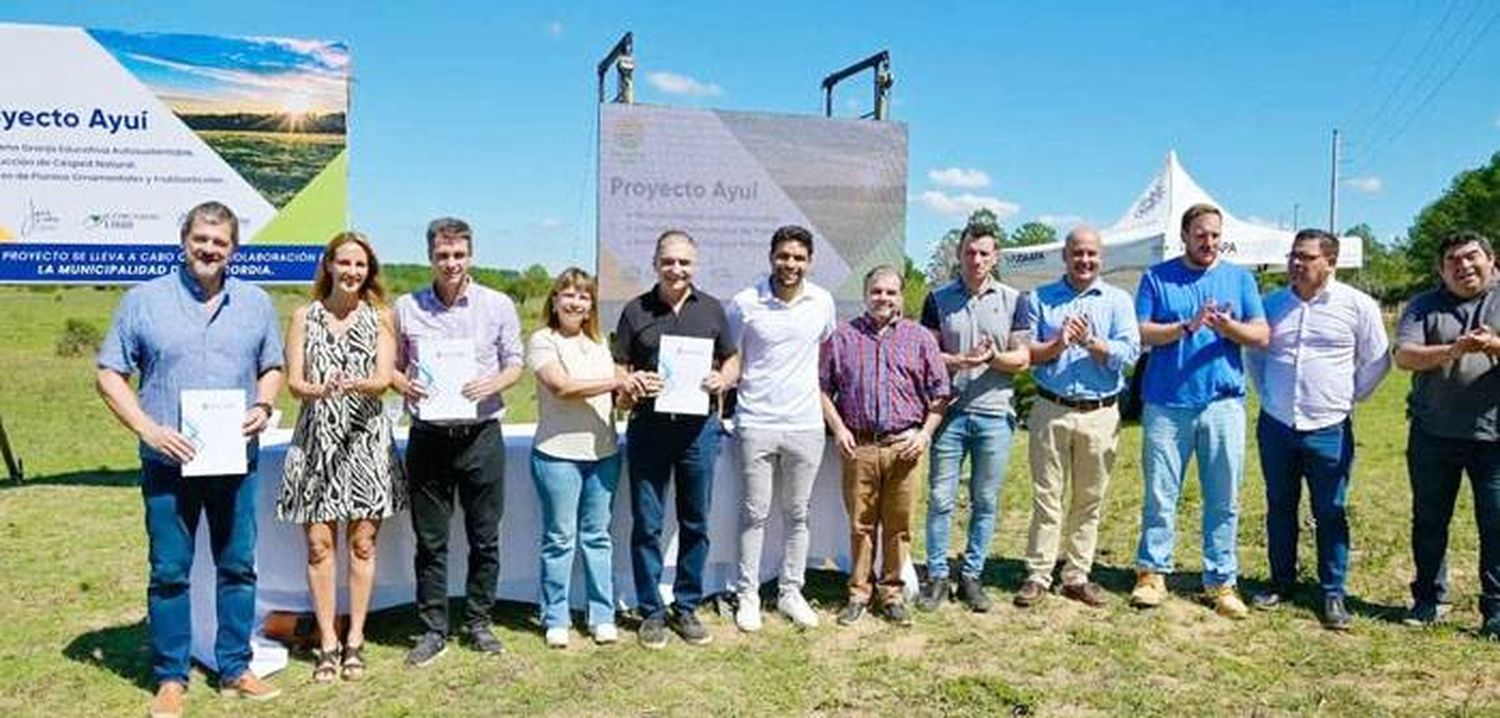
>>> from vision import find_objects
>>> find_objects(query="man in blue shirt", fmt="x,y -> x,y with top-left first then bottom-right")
1014,227 -> 1140,609
1130,203 -> 1268,619
97,202 -> 285,717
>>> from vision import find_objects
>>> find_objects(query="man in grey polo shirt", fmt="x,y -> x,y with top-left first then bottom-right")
1394,229 -> 1500,636
917,217 -> 1031,612
97,201 -> 285,717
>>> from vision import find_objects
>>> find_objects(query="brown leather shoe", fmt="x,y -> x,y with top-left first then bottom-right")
147,681 -> 185,718
218,672 -> 281,701
1061,581 -> 1107,608
1013,580 -> 1047,608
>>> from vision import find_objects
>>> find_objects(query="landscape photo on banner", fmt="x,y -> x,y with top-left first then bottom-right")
0,23 -> 349,282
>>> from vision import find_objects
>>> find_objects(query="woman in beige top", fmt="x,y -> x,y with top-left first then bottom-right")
529,268 -> 647,648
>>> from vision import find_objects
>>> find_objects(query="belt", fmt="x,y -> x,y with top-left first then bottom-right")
1036,387 -> 1119,412
411,419 -> 496,439
851,426 -> 919,446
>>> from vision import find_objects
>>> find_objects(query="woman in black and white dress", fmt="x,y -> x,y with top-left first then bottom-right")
279,231 -> 404,682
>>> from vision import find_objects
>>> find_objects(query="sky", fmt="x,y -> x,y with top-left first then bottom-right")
5,0 -> 1498,270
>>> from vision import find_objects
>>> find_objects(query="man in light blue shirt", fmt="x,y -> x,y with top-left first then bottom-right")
97,202 -> 285,715
1247,228 -> 1390,630
1015,227 -> 1139,609
1130,203 -> 1269,619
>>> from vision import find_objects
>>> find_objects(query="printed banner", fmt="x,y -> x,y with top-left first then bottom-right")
0,23 -> 349,283
597,103 -> 907,320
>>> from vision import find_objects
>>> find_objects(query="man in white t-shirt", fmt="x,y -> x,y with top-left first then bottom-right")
727,224 -> 837,631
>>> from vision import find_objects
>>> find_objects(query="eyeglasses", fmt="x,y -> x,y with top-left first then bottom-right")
1287,252 -> 1326,263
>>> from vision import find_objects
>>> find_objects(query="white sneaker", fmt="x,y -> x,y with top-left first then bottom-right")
545,627 -> 570,649
778,591 -> 820,628
590,623 -> 618,645
735,593 -> 763,633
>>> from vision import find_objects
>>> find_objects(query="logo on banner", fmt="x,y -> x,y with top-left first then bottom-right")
19,199 -> 60,237
83,211 -> 161,231
1005,250 -> 1047,268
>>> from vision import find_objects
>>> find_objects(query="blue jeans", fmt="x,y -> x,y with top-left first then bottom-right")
1136,399 -> 1246,587
1407,424 -> 1500,617
1257,413 -> 1353,598
627,415 -> 720,618
141,460 -> 258,686
926,410 -> 1016,581
530,449 -> 620,629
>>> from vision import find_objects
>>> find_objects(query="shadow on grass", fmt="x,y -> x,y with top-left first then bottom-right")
62,619 -> 153,691
1,468 -> 137,491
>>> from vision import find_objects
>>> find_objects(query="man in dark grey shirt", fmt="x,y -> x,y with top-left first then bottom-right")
1394,230 -> 1500,636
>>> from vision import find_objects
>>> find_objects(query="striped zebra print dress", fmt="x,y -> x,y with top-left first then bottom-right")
278,301 -> 406,523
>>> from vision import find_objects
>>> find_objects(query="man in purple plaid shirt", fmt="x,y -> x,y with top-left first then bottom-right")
819,265 -> 950,626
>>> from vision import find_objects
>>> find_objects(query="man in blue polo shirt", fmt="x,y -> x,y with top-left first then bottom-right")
97,202 -> 285,718
1130,203 -> 1268,619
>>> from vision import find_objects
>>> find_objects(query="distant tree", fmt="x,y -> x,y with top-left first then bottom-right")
1009,221 -> 1057,247
1407,151 -> 1500,278
901,256 -> 928,319
517,264 -> 554,302
1339,225 -> 1422,306
924,208 -> 1008,285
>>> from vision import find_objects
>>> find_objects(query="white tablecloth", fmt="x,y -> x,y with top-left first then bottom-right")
189,422 -> 904,675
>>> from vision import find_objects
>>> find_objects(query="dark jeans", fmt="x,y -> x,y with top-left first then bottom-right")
1407,424 -> 1500,617
627,414 -> 720,619
141,460 -> 258,686
407,421 -> 505,635
1256,413 -> 1353,598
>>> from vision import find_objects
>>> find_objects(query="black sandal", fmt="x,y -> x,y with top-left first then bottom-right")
312,645 -> 341,684
340,643 -> 366,681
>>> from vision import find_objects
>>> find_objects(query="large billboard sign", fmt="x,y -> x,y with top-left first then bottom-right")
0,23 -> 349,283
597,103 -> 908,319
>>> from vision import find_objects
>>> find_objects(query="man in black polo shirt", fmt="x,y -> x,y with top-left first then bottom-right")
1394,230 -> 1500,636
614,229 -> 740,649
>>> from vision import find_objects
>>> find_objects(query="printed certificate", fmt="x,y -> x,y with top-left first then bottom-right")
655,334 -> 713,416
180,389 -> 247,477
417,338 -> 478,421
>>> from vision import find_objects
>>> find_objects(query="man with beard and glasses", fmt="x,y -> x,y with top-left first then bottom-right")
1247,229 -> 1390,631
820,265 -> 950,627
727,224 -> 837,632
1130,203 -> 1268,619
1014,227 -> 1139,610
1394,230 -> 1500,637
97,202 -> 285,717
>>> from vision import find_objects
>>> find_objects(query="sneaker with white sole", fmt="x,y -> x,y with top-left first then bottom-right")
735,593 -> 763,633
777,591 -> 820,628
590,623 -> 618,644
544,626 -> 570,648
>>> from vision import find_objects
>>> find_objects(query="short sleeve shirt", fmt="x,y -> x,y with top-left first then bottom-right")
97,270 -> 285,466
612,284 -> 736,417
528,328 -> 618,460
1135,258 -> 1266,408
920,278 -> 1031,416
725,278 -> 837,431
1396,283 -> 1500,441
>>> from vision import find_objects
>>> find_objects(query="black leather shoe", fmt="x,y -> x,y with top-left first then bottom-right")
1251,587 -> 1291,611
1320,595 -> 1351,631
836,601 -> 867,626
916,578 -> 949,612
956,575 -> 993,613
461,624 -> 505,654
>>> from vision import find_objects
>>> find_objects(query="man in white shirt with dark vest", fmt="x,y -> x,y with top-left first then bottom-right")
727,224 -> 837,631
1247,228 -> 1390,630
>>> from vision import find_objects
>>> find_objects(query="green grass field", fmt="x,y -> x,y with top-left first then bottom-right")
1,285 -> 1497,716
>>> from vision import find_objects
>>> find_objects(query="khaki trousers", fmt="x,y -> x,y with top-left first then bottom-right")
842,441 -> 919,605
1024,397 -> 1119,587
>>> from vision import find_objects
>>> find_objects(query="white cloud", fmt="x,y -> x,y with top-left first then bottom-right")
1344,176 -> 1383,194
1037,214 -> 1087,229
546,20 -> 564,37
537,217 -> 563,229
927,167 -> 990,189
919,190 -> 1020,220
646,71 -> 723,97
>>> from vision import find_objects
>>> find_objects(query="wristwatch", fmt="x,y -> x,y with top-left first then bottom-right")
252,401 -> 275,416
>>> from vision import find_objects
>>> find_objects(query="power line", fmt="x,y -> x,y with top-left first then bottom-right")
1345,0 -> 1467,160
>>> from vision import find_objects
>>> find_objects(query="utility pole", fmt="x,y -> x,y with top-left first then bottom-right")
1329,128 -> 1340,233
1293,203 -> 1300,230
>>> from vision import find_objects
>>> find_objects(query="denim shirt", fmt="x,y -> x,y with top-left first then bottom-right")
98,269 -> 284,466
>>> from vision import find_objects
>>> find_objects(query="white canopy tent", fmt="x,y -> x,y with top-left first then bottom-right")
999,151 -> 1363,291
